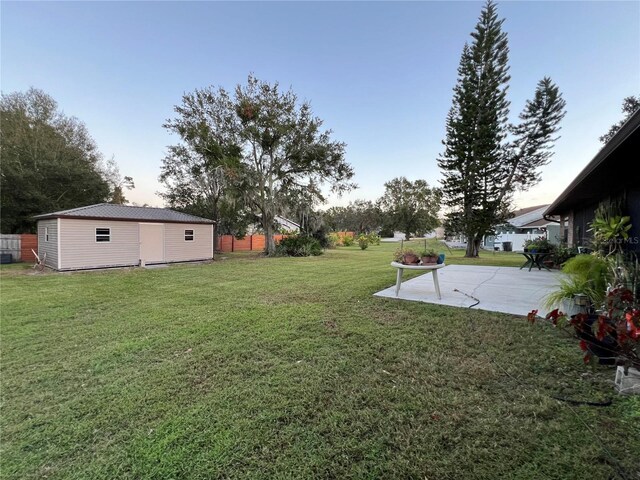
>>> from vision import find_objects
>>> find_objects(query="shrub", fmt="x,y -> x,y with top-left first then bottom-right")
367,232 -> 381,245
357,234 -> 369,250
551,242 -> 578,267
341,234 -> 355,247
327,232 -> 342,247
311,228 -> 332,249
274,235 -> 323,257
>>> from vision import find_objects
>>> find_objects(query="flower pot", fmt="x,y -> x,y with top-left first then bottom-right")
402,253 -> 419,265
421,256 -> 438,264
615,366 -> 640,395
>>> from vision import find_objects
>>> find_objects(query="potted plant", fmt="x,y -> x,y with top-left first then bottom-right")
394,247 -> 419,265
531,251 -> 640,394
524,236 -> 554,253
420,248 -> 438,264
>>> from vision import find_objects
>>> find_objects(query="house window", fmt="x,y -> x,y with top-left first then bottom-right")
185,229 -> 194,241
96,228 -> 111,242
44,227 -> 49,242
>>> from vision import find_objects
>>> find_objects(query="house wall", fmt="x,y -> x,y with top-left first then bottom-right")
572,202 -> 598,247
58,219 -> 213,270
37,219 -> 58,269
164,223 -> 213,262
59,219 -> 139,270
625,187 -> 640,253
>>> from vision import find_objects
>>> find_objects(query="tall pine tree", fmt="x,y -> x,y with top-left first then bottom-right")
438,0 -> 566,257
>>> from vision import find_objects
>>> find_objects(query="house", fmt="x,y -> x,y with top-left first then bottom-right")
274,215 -> 301,233
34,204 -> 215,271
247,215 -> 301,235
484,205 -> 560,251
544,108 -> 640,252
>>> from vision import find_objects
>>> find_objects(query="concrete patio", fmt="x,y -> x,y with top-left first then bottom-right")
374,264 -> 563,317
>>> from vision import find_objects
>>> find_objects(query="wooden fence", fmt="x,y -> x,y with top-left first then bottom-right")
215,232 -> 354,253
0,234 -> 37,262
216,234 -> 287,253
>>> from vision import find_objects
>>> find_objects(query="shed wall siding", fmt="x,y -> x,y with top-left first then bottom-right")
59,219 -> 139,270
37,220 -> 58,269
164,224 -> 213,262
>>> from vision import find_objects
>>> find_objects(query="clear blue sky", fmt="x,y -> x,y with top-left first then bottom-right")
2,1 -> 639,209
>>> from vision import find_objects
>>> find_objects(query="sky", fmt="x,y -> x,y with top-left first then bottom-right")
2,1 -> 639,210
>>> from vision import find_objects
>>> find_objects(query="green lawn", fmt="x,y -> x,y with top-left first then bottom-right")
1,243 -> 638,479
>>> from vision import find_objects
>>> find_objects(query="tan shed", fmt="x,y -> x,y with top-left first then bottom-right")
34,204 -> 215,271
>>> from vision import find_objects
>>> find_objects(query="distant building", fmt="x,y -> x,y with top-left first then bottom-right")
484,205 -> 560,251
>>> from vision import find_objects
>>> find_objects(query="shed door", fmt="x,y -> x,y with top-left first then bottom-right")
139,224 -> 164,263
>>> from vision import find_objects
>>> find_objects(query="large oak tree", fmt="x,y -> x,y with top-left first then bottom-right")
160,75 -> 355,255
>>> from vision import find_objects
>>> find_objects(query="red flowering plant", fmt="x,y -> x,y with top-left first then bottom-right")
528,287 -> 640,372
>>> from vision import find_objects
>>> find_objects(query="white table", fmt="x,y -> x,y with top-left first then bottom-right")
390,261 -> 445,299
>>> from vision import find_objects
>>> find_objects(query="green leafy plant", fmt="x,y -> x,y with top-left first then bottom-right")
274,235 -> 323,257
545,253 -> 610,310
550,242 -> 577,267
341,234 -> 355,247
523,236 -> 555,252
420,248 -> 437,257
589,215 -> 632,255
367,232 -> 381,246
357,234 -> 369,250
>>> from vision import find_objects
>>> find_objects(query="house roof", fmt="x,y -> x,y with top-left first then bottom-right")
507,204 -> 554,228
509,205 -> 549,228
274,215 -> 300,229
34,204 -> 215,224
545,108 -> 640,216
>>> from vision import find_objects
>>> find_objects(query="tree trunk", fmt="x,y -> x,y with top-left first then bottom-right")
405,230 -> 411,241
264,215 -> 276,256
465,235 -> 480,257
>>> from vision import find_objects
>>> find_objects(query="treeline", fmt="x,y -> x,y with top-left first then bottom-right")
0,88 -> 134,233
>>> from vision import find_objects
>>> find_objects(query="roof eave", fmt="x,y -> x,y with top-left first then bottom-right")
545,109 -> 640,216
34,214 -> 215,224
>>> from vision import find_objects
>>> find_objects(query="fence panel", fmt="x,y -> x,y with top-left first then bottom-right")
233,237 -> 252,251
216,234 -> 289,253
0,234 -> 21,262
20,234 -> 38,262
251,235 -> 266,251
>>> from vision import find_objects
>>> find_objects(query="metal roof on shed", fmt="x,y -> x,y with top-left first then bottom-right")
34,204 -> 215,224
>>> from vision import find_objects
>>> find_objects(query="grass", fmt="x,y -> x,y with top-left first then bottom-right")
1,242 -> 638,479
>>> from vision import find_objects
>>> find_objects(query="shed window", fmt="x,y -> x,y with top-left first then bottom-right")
185,229 -> 194,241
96,228 -> 111,242
45,227 -> 49,242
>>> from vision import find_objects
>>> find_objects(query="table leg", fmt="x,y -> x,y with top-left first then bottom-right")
395,268 -> 403,296
432,269 -> 442,300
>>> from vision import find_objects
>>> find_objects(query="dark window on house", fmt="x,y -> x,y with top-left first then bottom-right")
96,228 -> 111,242
185,229 -> 194,241
45,227 -> 49,242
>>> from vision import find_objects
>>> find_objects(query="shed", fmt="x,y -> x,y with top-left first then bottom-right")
34,204 -> 215,271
